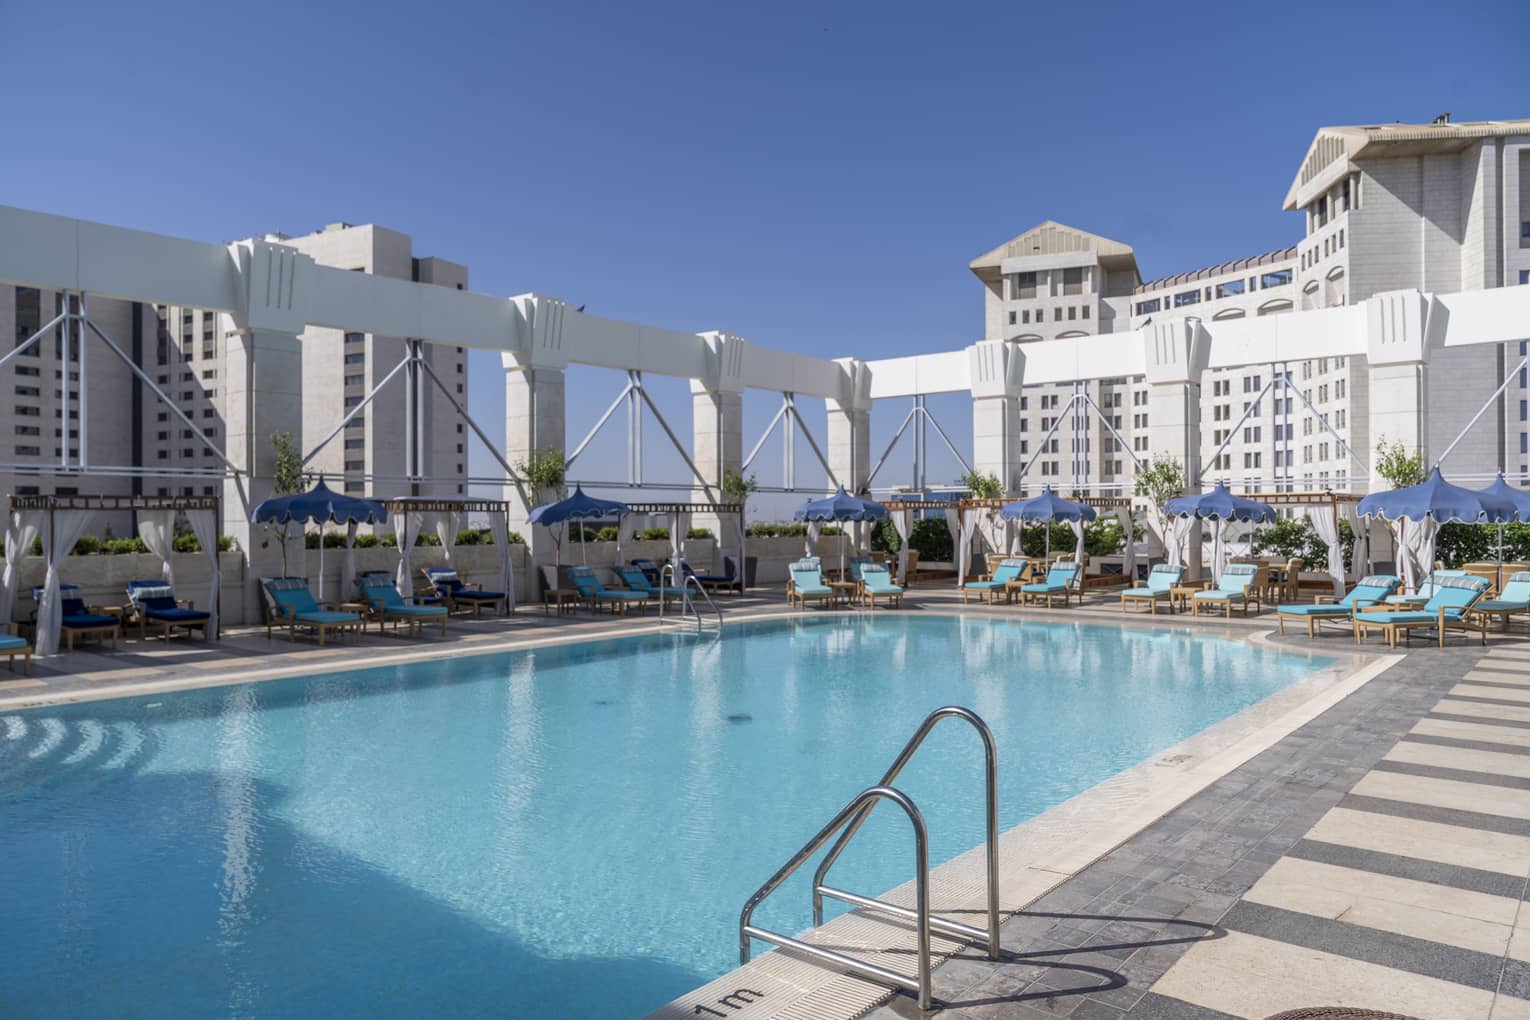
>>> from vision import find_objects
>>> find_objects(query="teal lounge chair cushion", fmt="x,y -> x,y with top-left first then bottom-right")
0,634 -> 27,651
966,559 -> 1027,591
570,568 -> 647,602
860,565 -> 902,595
789,559 -> 831,596
1278,575 -> 1400,617
1022,562 -> 1078,594
295,610 -> 360,625
360,580 -> 448,616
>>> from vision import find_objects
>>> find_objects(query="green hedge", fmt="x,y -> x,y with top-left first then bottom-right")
745,523 -> 842,538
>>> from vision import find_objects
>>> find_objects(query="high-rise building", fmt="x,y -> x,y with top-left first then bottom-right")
0,219 -> 472,532
969,115 -> 1530,493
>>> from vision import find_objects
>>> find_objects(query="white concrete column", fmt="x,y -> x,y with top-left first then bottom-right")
222,239 -> 313,622
969,340 -> 1027,492
828,357 -> 872,494
504,295 -> 572,589
1143,317 -> 1208,577
1364,290 -> 1430,463
691,332 -> 746,571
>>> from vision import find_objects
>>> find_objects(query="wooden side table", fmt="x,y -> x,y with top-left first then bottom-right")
828,580 -> 860,607
543,588 -> 580,615
1169,585 -> 1201,613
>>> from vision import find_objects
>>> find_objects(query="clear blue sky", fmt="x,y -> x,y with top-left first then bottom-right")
3,0 -> 1526,515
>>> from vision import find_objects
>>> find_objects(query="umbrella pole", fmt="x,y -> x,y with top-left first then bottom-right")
319,522 -> 325,602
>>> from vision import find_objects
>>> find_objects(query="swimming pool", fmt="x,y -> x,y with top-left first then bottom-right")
0,614 -> 1330,1018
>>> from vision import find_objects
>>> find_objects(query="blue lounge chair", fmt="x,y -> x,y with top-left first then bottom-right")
682,558 -> 742,594
33,584 -> 119,652
617,564 -> 684,606
1121,564 -> 1183,615
126,580 -> 211,641
1191,563 -> 1261,618
1466,571 -> 1530,632
859,563 -> 903,609
1019,561 -> 1081,608
0,625 -> 28,673
357,575 -> 449,635
788,558 -> 834,609
1383,569 -> 1467,607
263,578 -> 363,645
1354,574 -> 1490,648
422,567 -> 507,616
963,558 -> 1029,606
1276,575 -> 1400,637
568,566 -> 650,614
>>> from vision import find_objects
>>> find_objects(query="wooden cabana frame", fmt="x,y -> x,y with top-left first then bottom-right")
7,492 -> 223,650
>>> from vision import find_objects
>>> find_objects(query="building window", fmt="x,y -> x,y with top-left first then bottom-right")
1521,270 -> 1530,286
1173,289 -> 1201,307
1261,269 -> 1293,288
1021,310 -> 1030,324
1067,306 -> 1077,320
14,286 -> 41,347
14,445 -> 39,456
1008,311 -> 1017,325
344,438 -> 364,449
1522,222 -> 1530,239
344,353 -> 365,365
1012,272 -> 1037,300
1081,306 -> 1090,320
345,460 -> 365,471
345,332 -> 364,344
345,374 -> 364,386
1061,267 -> 1083,296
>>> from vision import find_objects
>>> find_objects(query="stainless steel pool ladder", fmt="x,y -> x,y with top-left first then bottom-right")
658,564 -> 723,629
738,706 -> 1001,1012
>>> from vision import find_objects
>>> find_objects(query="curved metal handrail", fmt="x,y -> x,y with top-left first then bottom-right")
811,706 -> 1000,961
739,785 -> 933,1010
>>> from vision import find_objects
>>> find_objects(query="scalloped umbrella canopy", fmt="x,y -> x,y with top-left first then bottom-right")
1473,473 -> 1530,524
249,477 -> 387,525
528,486 -> 630,568
1357,468 -> 1484,523
1000,486 -> 1098,561
999,486 -> 1098,523
793,487 -> 889,522
1164,481 -> 1276,523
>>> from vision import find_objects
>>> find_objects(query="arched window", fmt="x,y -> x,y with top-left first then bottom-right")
1257,298 -> 1293,317
1211,308 -> 1246,321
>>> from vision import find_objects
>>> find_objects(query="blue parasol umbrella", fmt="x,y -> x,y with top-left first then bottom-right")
1358,468 -> 1484,592
1001,485 -> 1097,560
794,487 -> 889,574
1473,473 -> 1530,588
528,486 -> 630,566
1164,482 -> 1275,579
251,477 -> 387,591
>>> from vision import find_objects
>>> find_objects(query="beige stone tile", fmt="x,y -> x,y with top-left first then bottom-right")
1243,857 -> 1517,954
1491,993 -> 1530,1020
1387,740 -> 1530,780
1455,683 -> 1530,703
1414,716 -> 1530,749
1437,700 -> 1530,724
1306,806 -> 1530,875
1350,771 -> 1530,821
1507,918 -> 1530,965
1151,930 -> 1496,1020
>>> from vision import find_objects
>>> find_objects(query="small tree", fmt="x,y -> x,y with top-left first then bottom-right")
266,431 -> 307,576
518,447 -> 567,503
1135,453 -> 1188,558
960,469 -> 1003,499
270,431 -> 305,496
1374,437 -> 1425,489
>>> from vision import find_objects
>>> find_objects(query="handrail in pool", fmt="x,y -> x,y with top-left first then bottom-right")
812,706 -> 1000,959
738,785 -> 933,1009
738,706 -> 1003,1012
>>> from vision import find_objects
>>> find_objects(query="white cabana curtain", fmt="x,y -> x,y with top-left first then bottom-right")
1392,517 -> 1439,592
136,509 -> 179,587
1068,519 -> 1085,564
186,508 -> 220,639
391,508 -> 422,595
1209,519 -> 1232,579
894,509 -> 913,584
1,512 -> 39,627
1115,507 -> 1136,581
671,511 -> 691,572
434,512 -> 461,568
1167,515 -> 1195,568
343,521 -> 359,604
952,511 -> 978,587
805,521 -> 821,559
1342,502 -> 1365,581
732,513 -> 747,587
489,509 -> 515,614
1310,504 -> 1344,596
36,510 -> 92,656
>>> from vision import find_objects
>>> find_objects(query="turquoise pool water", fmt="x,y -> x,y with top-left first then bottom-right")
0,615 -> 1330,1018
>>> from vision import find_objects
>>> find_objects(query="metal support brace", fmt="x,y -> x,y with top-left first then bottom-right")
1018,392 -> 1083,483
302,352 -> 413,466
1199,374 -> 1279,484
865,405 -> 919,488
1078,391 -> 1144,472
1435,352 -> 1530,470
1278,369 -> 1370,476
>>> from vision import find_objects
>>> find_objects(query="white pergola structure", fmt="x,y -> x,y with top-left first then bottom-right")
4,202 -> 1530,617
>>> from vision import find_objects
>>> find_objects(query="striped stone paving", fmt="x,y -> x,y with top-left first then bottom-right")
847,639 -> 1530,1019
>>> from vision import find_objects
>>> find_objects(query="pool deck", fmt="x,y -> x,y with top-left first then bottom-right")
4,582 -> 1526,1019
